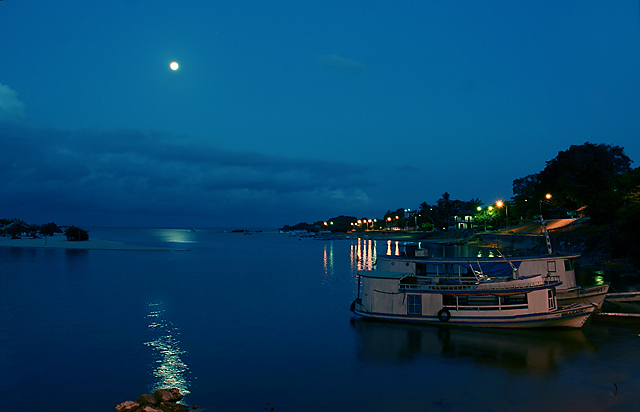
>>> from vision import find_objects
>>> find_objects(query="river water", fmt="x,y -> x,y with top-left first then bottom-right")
1,229 -> 638,412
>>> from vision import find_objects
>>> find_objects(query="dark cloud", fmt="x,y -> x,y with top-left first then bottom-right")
0,122 -> 375,227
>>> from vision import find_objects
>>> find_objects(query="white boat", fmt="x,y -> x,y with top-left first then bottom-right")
350,269 -> 595,328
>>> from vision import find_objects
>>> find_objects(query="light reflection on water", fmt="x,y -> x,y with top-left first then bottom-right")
351,238 -> 376,271
322,242 -> 335,289
383,240 -> 498,258
152,229 -> 199,244
144,302 -> 190,396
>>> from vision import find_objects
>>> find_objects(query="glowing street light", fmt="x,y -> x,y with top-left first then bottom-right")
540,193 -> 552,216
477,206 -> 487,230
496,200 -> 509,229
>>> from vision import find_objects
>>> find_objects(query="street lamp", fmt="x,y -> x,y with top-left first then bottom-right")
540,193 -> 552,216
477,206 -> 487,231
496,200 -> 509,229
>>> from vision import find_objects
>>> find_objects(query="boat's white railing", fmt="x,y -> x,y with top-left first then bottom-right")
400,275 -> 561,292
442,303 -> 529,311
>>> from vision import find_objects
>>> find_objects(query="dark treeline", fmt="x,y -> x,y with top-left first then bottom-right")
281,142 -> 640,266
1,219 -> 89,241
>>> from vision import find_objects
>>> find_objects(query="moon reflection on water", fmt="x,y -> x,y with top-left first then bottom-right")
145,302 -> 191,396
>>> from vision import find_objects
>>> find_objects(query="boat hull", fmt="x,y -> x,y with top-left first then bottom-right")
557,284 -> 609,309
351,300 -> 594,329
605,291 -> 640,303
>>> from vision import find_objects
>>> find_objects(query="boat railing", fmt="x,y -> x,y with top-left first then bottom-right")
543,275 -> 561,285
400,275 -> 561,293
402,284 -> 477,292
443,304 -> 529,311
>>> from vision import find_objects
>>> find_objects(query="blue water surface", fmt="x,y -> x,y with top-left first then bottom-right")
1,229 -> 639,412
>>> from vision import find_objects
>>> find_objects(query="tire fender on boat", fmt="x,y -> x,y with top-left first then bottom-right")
437,308 -> 451,322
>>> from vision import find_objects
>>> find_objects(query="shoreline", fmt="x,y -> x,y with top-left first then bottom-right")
334,231 -> 473,245
0,235 -> 187,251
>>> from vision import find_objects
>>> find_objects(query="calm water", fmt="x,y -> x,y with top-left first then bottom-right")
1,229 -> 639,412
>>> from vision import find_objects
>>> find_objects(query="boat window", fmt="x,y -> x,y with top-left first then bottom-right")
564,259 -> 574,271
547,261 -> 557,273
467,295 -> 499,306
501,294 -> 528,305
442,294 -> 456,306
407,295 -> 422,315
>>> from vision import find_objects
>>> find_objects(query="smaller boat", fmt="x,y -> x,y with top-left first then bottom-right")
604,291 -> 640,304
350,269 -> 595,328
601,291 -> 640,314
592,312 -> 640,326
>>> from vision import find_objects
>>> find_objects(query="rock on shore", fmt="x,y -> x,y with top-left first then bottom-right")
116,388 -> 195,412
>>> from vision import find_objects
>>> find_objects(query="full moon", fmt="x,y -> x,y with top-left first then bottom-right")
170,62 -> 179,70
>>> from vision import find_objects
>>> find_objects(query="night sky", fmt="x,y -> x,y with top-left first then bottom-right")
2,1 -> 640,228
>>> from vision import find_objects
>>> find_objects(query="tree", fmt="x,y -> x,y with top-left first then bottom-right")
418,202 -> 436,230
512,142 -> 632,222
474,203 -> 503,230
540,142 -> 631,211
64,226 -> 89,241
1,219 -> 29,238
436,192 -> 453,229
612,188 -> 640,266
326,216 -> 358,232
383,208 -> 405,229
40,222 -> 62,236
468,198 -> 483,211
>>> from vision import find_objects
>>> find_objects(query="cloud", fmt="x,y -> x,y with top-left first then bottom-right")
0,122 -> 375,227
0,83 -> 26,120
318,54 -> 367,72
